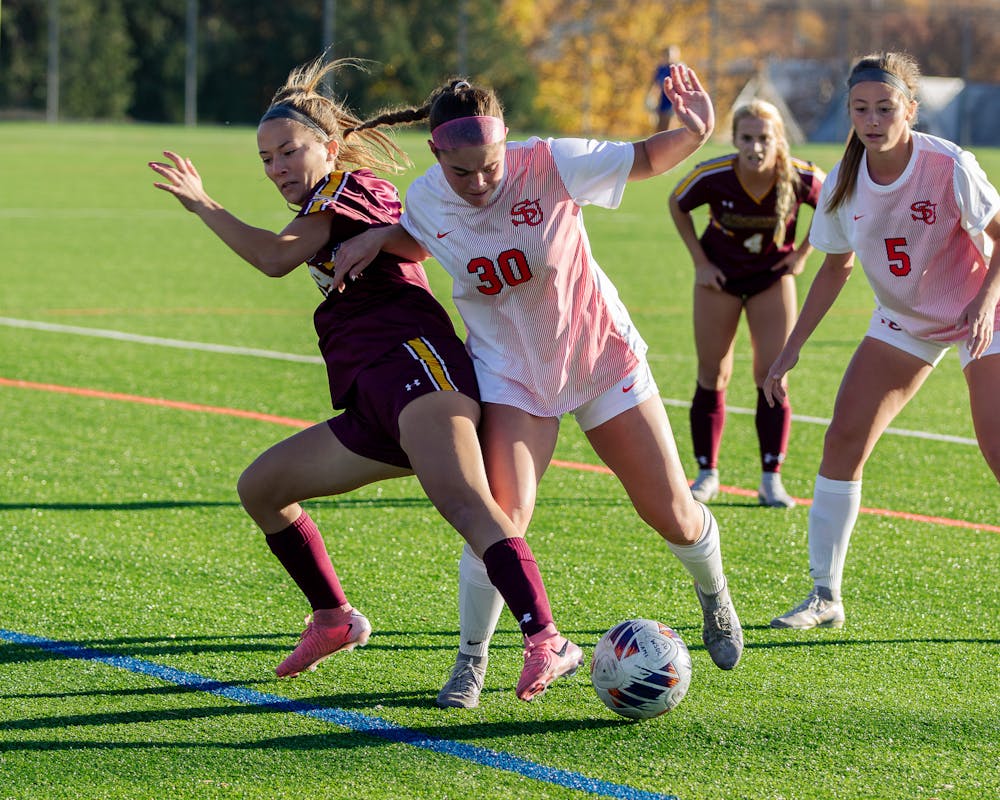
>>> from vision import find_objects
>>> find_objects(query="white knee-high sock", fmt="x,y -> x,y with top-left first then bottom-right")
457,543 -> 505,658
667,504 -> 727,595
808,475 -> 862,601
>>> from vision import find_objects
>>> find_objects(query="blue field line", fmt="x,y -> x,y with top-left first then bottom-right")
2,628 -> 678,800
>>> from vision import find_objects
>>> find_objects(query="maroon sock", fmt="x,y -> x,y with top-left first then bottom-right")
756,388 -> 791,473
690,384 -> 725,470
265,512 -> 348,611
482,537 -> 554,638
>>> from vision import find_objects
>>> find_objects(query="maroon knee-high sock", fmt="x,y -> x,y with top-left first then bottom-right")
690,384 -> 725,470
756,388 -> 791,473
265,512 -> 348,611
481,537 -> 554,638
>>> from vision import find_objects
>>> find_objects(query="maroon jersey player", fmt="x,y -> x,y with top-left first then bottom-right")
670,99 -> 825,508
149,55 -> 580,703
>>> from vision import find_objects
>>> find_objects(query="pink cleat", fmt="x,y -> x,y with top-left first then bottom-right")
276,607 -> 371,678
516,625 -> 584,701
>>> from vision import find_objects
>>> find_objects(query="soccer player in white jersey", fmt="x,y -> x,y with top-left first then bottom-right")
334,63 -> 743,708
764,52 -> 1000,630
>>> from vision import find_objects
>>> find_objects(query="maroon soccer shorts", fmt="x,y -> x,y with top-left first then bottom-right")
327,335 -> 479,469
720,267 -> 789,300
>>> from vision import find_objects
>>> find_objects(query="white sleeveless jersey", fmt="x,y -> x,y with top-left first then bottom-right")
401,137 -> 646,416
810,131 -> 1000,342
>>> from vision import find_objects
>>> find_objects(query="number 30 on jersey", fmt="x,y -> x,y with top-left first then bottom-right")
468,248 -> 534,295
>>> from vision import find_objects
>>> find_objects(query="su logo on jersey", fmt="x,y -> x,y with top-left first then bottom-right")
910,200 -> 936,225
511,199 -> 543,226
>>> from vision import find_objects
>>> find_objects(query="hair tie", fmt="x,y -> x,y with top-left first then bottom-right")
454,80 -> 471,90
431,115 -> 507,150
259,104 -> 329,138
848,68 -> 913,101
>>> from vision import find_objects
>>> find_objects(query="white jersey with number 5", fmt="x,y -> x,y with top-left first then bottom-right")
401,137 -> 647,417
810,131 -> 1000,342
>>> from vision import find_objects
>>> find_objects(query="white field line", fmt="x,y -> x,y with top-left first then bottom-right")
661,398 -> 977,446
0,316 -> 323,364
1,316 -> 979,447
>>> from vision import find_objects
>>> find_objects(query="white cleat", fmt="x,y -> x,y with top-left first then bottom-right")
758,472 -> 796,508
690,469 -> 720,503
770,590 -> 845,630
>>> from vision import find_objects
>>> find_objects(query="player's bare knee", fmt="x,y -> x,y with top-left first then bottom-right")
236,462 -> 278,515
821,423 -> 867,472
641,499 -> 702,546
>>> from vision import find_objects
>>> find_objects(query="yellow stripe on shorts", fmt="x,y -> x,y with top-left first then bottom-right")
403,337 -> 458,391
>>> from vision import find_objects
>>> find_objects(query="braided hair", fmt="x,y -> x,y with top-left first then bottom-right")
353,78 -> 504,135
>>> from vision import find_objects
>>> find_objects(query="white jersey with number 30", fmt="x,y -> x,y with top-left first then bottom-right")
401,137 -> 647,417
810,131 -> 1000,342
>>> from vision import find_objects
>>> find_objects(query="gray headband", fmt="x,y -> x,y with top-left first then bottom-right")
848,68 -> 913,100
259,104 -> 329,138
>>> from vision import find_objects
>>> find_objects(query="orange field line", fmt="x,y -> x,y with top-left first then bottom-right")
4,376 -> 997,534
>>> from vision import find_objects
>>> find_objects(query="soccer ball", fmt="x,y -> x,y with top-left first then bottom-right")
590,618 -> 692,720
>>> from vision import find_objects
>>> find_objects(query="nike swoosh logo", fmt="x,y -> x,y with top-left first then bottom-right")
436,230 -> 454,239
853,214 -> 865,220
622,382 -> 636,393
465,640 -> 483,646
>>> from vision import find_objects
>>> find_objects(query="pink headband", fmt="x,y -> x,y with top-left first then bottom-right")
430,116 -> 507,150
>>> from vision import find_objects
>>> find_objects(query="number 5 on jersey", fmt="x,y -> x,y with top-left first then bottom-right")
885,237 -> 911,276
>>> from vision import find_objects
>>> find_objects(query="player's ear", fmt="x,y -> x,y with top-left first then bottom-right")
325,139 -> 340,162
428,140 -> 440,160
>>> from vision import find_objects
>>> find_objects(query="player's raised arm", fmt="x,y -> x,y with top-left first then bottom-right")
149,151 -> 326,276
630,64 -> 714,181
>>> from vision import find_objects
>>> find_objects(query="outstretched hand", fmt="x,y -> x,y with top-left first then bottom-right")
148,151 -> 211,212
663,63 -> 714,141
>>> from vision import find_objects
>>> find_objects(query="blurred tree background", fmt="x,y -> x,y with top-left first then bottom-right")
2,0 -> 999,136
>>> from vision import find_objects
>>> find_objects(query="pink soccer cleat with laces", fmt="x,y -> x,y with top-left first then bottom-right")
276,607 -> 372,678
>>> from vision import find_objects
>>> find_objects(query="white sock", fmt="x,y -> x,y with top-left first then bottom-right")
457,544 -> 504,658
667,503 -> 727,595
808,475 -> 862,601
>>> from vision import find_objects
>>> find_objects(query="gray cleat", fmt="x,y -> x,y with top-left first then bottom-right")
436,652 -> 487,708
695,581 -> 743,669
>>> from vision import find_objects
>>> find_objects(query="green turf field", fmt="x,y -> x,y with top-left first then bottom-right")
1,122 -> 997,800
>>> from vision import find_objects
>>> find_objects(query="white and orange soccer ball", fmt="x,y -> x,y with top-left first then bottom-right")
590,618 -> 692,720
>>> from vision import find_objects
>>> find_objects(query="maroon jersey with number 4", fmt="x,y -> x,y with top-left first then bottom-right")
672,155 -> 822,281
297,169 -> 465,408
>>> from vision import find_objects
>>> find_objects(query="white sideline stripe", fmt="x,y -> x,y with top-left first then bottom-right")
2,316 -> 979,446
0,316 -> 323,364
660,400 -> 977,446
0,208 -> 183,219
